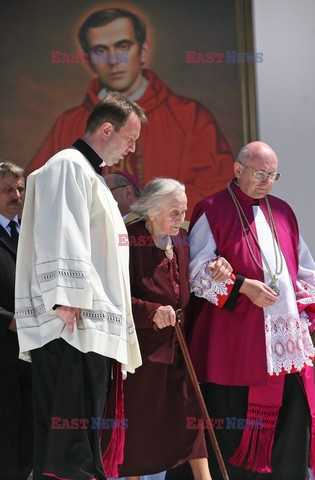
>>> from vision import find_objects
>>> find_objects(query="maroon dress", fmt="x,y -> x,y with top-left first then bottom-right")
118,221 -> 207,477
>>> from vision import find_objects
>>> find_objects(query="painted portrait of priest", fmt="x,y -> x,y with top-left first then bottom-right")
0,0 -> 255,218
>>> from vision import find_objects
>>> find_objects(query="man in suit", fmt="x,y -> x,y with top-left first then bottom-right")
0,161 -> 33,479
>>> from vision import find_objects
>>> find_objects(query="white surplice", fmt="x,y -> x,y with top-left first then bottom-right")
15,148 -> 142,374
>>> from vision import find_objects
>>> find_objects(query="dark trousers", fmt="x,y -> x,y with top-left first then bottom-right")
0,362 -> 33,480
166,374 -> 310,480
204,374 -> 310,480
31,339 -> 111,480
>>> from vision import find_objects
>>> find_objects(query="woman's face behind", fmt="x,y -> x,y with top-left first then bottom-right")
149,191 -> 187,237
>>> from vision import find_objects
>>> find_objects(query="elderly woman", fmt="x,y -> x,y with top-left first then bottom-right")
116,178 -> 231,480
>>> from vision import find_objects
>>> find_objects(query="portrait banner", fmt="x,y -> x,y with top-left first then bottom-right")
0,0 -> 257,217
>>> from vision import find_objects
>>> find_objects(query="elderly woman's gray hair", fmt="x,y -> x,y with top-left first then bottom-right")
131,178 -> 185,219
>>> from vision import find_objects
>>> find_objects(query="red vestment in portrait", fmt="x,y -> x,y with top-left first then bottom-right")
27,70 -> 234,217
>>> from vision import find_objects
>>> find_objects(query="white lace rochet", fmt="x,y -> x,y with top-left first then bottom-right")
265,311 -> 315,376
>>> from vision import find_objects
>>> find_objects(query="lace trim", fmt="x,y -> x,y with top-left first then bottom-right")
38,268 -> 86,283
16,303 -> 46,319
265,311 -> 315,375
300,310 -> 312,327
16,305 -> 125,324
80,309 -> 133,339
81,309 -> 123,324
190,260 -> 234,306
296,279 -> 315,306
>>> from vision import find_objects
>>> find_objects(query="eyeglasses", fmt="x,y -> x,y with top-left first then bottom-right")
109,185 -> 127,192
238,162 -> 281,182
109,184 -> 141,194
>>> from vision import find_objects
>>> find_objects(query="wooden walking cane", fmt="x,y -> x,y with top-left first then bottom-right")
174,309 -> 230,480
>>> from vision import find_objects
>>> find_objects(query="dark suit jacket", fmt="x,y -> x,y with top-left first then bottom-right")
0,223 -> 20,367
127,221 -> 190,365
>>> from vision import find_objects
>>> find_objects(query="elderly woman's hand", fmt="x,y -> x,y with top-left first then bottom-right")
208,257 -> 233,282
153,305 -> 176,329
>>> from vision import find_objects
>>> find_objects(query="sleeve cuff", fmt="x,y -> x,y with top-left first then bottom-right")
223,274 -> 245,311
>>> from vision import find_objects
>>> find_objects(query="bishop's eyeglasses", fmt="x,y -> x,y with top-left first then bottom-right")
238,162 -> 281,182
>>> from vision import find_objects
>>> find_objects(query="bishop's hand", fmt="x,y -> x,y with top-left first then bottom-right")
240,278 -> 278,308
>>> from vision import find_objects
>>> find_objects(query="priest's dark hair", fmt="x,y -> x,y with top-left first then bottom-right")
79,8 -> 147,53
85,92 -> 147,134
0,161 -> 24,179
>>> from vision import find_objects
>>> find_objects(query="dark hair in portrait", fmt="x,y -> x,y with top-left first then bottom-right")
79,8 -> 147,53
